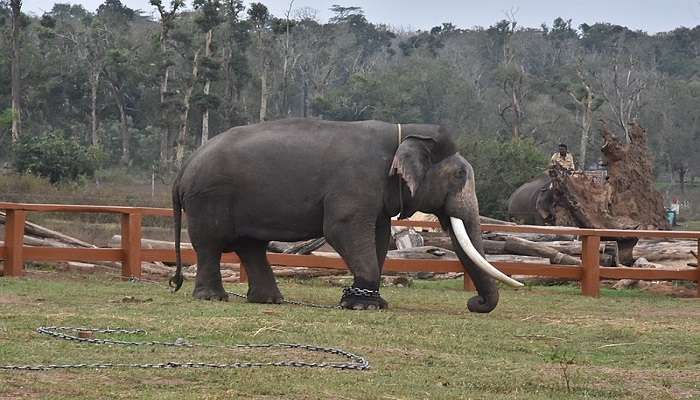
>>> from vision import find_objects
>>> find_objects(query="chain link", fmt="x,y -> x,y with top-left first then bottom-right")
0,327 -> 369,371
226,290 -> 342,309
227,287 -> 381,308
342,287 -> 381,298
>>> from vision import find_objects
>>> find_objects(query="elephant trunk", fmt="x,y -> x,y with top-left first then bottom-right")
446,218 -> 499,313
441,215 -> 522,313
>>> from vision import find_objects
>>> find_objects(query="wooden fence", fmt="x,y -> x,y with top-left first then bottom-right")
1,202 -> 699,298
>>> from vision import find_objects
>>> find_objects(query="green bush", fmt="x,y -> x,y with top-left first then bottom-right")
12,133 -> 103,183
460,137 -> 548,219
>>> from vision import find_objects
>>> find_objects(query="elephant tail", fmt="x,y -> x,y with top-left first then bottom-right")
169,178 -> 185,292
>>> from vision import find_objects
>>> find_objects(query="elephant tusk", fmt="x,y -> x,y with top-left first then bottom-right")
450,217 -> 524,288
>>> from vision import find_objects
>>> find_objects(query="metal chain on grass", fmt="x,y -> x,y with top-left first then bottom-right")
0,326 -> 369,371
225,290 -> 342,309
129,277 -> 342,309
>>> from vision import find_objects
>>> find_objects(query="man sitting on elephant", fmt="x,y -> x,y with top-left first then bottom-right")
550,144 -> 575,173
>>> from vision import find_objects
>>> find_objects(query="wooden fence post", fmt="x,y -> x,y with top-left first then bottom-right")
239,260 -> 248,283
581,235 -> 601,297
463,274 -> 475,291
3,210 -> 26,277
121,212 -> 142,278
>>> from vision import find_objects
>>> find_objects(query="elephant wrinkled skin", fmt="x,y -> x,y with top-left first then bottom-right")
171,118 -> 520,312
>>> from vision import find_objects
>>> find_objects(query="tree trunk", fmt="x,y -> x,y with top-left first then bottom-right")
511,84 -> 521,139
10,0 -> 22,143
176,49 -> 201,167
112,89 -> 130,165
223,47 -> 232,125
201,29 -> 213,145
302,78 -> 309,117
579,79 -> 593,169
259,60 -> 268,122
679,168 -> 686,194
89,69 -> 100,146
159,55 -> 171,166
153,2 -> 183,167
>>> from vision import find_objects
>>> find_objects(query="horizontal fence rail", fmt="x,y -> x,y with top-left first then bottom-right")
1,202 -> 699,297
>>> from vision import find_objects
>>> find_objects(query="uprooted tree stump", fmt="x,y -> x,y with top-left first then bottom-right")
551,122 -> 669,231
541,122 -> 670,264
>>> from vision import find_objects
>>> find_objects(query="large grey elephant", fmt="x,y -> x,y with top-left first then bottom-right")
170,119 -> 521,312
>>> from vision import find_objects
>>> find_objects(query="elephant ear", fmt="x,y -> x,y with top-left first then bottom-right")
389,135 -> 436,196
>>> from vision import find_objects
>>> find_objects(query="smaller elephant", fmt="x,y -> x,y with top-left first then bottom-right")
507,172 -> 638,265
507,174 -> 552,225
171,119 -> 522,312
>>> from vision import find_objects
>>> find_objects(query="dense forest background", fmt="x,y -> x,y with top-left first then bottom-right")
1,0 -> 699,216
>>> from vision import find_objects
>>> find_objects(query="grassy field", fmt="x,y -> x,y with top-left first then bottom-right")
1,271 -> 699,400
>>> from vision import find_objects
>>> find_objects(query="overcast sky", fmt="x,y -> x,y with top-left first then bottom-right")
24,0 -> 700,33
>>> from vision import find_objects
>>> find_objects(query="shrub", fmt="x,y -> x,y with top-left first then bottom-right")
12,133 -> 103,183
460,137 -> 548,219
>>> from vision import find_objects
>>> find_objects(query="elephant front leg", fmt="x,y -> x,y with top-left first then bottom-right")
325,219 -> 388,310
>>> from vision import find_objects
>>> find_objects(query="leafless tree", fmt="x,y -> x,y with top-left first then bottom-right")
10,0 -> 22,142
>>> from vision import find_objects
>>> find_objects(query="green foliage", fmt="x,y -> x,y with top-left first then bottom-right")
12,133 -> 103,183
313,59 -> 479,129
193,0 -> 223,33
0,171 -> 55,196
0,107 -> 11,129
460,137 -> 548,218
5,4 -> 700,185
247,2 -> 268,28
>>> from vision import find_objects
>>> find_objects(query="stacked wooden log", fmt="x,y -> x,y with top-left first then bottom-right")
0,211 -> 175,274
417,228 -> 617,266
0,211 -> 95,248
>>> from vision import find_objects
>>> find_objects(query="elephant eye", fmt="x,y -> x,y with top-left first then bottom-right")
454,169 -> 467,179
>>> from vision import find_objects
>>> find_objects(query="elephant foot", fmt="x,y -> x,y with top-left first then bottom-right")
193,286 -> 229,301
340,287 -> 388,310
246,287 -> 284,304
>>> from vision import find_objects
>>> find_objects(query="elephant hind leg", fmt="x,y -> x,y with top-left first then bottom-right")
235,238 -> 283,304
192,245 -> 229,301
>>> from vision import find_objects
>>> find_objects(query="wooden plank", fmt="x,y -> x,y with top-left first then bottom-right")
0,202 -> 175,217
221,253 -> 240,263
139,207 -> 174,217
267,253 -> 348,269
581,236 -> 601,297
393,220 -> 441,229
480,224 -> 700,240
0,246 -> 5,260
1,202 -> 699,239
240,263 -> 248,283
0,202 -> 137,214
494,262 -> 583,279
599,267 -> 698,281
121,213 -> 142,278
464,274 -> 475,291
4,210 -> 26,276
23,247 -> 123,262
142,248 -> 195,264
